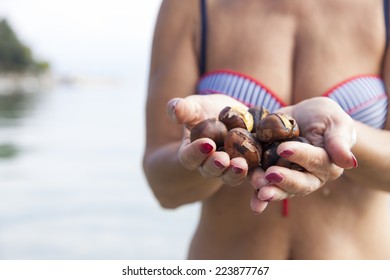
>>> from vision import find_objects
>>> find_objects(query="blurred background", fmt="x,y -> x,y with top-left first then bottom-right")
0,0 -> 200,259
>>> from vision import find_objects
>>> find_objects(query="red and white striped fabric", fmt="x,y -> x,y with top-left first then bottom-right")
198,70 -> 388,129
324,75 -> 388,129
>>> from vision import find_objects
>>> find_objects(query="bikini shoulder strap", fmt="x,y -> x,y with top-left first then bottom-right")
385,0 -> 389,46
199,0 -> 208,75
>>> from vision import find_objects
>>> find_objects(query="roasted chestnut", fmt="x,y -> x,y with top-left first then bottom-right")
219,106 -> 254,132
261,137 -> 309,170
248,106 -> 269,133
224,128 -> 262,169
190,107 -> 307,172
256,113 -> 299,143
190,118 -> 228,147
261,142 -> 281,170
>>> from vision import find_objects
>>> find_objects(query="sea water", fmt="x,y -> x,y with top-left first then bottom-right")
0,78 -> 200,260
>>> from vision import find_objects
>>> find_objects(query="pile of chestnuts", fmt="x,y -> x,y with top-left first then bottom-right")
190,105 -> 310,171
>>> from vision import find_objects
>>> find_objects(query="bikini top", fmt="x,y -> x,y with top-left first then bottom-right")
197,0 -> 389,129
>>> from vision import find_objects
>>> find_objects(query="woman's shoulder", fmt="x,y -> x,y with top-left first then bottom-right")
158,0 -> 200,22
154,0 -> 200,46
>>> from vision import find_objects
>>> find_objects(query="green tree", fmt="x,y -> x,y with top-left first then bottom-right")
0,19 -> 49,73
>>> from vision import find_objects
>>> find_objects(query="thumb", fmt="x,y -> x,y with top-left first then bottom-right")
325,126 -> 357,169
167,98 -> 202,127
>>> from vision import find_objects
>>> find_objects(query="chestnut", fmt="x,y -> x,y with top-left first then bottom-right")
261,142 -> 281,170
261,137 -> 309,170
256,113 -> 299,143
224,128 -> 262,169
218,106 -> 254,132
190,118 -> 228,147
248,106 -> 269,133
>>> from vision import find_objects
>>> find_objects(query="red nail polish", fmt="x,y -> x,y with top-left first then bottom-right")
352,154 -> 358,168
170,99 -> 178,112
213,159 -> 224,169
280,149 -> 294,158
263,195 -> 275,202
199,143 -> 213,154
232,166 -> 243,174
168,99 -> 179,122
265,173 -> 284,183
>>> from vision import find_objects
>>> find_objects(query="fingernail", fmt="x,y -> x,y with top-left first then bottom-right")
262,195 -> 275,202
279,149 -> 294,158
352,154 -> 358,168
199,143 -> 213,154
258,190 -> 275,202
213,159 -> 225,169
265,173 -> 284,183
232,166 -> 243,174
167,99 -> 179,122
170,98 -> 179,111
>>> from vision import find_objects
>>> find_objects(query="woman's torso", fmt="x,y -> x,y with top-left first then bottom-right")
188,0 -> 390,259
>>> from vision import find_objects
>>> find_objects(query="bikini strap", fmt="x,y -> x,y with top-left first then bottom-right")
200,0 -> 208,75
385,0 -> 389,46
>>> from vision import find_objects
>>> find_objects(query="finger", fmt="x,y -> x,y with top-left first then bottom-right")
249,167 -> 268,190
167,98 -> 202,127
249,168 -> 291,201
257,185 -> 292,201
263,165 -> 321,196
250,190 -> 269,214
325,126 -> 358,169
167,98 -> 180,123
276,141 -> 343,183
320,106 -> 357,169
178,138 -> 216,170
278,97 -> 358,169
221,157 -> 248,186
198,151 -> 230,177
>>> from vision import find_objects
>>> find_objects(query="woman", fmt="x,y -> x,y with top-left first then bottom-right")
143,0 -> 390,259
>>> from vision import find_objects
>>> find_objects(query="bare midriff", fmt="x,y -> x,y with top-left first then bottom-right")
188,178 -> 390,259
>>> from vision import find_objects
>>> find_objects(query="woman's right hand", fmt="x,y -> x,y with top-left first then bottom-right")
167,94 -> 252,186
249,97 -> 357,214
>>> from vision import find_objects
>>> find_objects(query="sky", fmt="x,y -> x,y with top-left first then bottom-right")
0,0 -> 162,78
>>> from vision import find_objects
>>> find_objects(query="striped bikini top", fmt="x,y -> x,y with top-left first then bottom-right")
198,70 -> 388,129
197,0 -> 389,129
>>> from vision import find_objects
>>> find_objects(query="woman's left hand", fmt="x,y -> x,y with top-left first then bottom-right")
250,140 -> 343,214
249,97 -> 357,214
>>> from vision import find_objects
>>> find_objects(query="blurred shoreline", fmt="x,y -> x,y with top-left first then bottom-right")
0,72 -> 126,95
0,72 -> 54,94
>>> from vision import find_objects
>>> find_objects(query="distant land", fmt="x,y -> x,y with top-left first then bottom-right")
0,18 -> 52,93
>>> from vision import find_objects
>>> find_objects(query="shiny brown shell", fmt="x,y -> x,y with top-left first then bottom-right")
224,128 -> 262,169
248,106 -> 269,133
190,118 -> 228,147
256,113 -> 299,143
218,106 -> 254,132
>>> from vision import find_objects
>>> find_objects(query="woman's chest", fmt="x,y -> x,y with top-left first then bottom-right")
205,0 -> 386,104
200,0 -> 388,128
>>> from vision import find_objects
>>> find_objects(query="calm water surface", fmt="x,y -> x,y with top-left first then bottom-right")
0,80 -> 200,259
